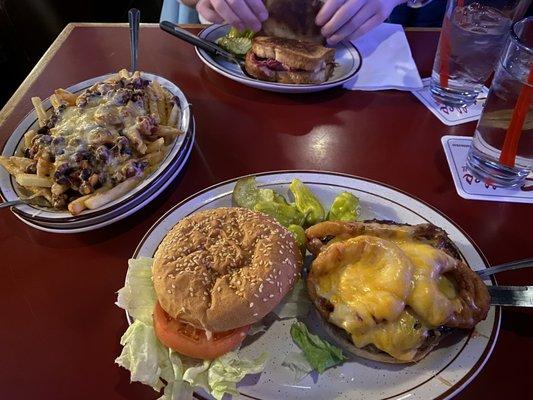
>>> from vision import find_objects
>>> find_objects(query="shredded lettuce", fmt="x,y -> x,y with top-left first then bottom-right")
116,257 -> 268,400
290,322 -> 346,373
116,257 -> 157,325
281,351 -> 313,382
184,352 -> 268,400
272,280 -> 311,319
115,320 -> 171,391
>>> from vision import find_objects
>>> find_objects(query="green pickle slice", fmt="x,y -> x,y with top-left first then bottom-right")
327,191 -> 359,222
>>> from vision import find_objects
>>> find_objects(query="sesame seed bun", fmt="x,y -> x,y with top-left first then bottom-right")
152,207 -> 303,332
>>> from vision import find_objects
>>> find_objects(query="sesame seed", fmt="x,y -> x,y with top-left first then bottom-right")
262,298 -> 268,302
269,294 -> 274,298
249,302 -> 254,308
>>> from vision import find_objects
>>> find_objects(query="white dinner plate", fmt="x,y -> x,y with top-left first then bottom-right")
196,24 -> 362,93
131,171 -> 499,400
0,72 -> 191,224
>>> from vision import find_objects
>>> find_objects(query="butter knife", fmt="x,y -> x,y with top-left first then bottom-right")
489,286 -> 533,307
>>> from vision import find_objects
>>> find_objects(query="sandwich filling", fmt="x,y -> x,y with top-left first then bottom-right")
248,52 -> 327,73
312,235 -> 463,361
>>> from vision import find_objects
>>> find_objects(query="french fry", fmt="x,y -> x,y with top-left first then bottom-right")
36,158 -> 52,177
31,97 -> 47,127
9,156 -> 34,171
167,103 -> 180,127
51,182 -> 69,196
142,150 -> 164,166
29,187 -> 53,204
67,193 -> 95,215
84,177 -> 140,210
145,137 -> 164,153
15,173 -> 53,187
50,94 -> 62,110
151,81 -> 167,124
118,69 -> 130,79
0,157 -> 19,175
54,88 -> 78,106
157,125 -> 182,137
23,129 -> 37,148
124,128 -> 147,154
147,87 -> 160,124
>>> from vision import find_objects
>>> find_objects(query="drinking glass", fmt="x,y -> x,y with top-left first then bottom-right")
466,16 -> 533,188
430,0 -> 531,106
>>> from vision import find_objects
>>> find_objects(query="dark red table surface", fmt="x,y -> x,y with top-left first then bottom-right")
0,24 -> 531,400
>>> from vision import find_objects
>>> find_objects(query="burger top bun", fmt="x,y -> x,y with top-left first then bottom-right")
152,207 -> 303,332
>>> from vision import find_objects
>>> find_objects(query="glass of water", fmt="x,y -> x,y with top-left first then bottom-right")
466,16 -> 533,188
430,0 -> 530,106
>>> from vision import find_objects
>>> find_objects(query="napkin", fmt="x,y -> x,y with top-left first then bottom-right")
343,23 -> 423,91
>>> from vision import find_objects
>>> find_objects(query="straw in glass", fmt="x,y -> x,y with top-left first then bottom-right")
438,0 -> 465,87
499,66 -> 533,167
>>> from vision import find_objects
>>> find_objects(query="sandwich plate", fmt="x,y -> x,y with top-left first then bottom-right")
132,171 -> 499,400
196,24 -> 362,93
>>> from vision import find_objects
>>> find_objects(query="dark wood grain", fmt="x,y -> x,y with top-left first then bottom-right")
0,25 -> 531,400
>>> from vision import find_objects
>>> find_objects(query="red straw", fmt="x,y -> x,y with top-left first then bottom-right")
499,66 -> 533,167
439,0 -> 465,87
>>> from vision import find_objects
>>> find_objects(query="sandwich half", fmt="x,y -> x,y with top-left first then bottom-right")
262,0 -> 324,43
245,36 -> 335,84
305,220 -> 491,363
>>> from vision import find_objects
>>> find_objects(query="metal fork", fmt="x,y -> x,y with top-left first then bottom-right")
477,258 -> 533,279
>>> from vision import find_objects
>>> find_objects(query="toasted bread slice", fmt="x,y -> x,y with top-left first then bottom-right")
244,51 -> 334,84
251,36 -> 335,71
262,0 -> 324,44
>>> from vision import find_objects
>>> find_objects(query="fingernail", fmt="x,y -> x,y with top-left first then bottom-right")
259,12 -> 268,21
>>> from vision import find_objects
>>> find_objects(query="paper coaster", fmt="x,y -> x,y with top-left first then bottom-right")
412,78 -> 489,126
442,135 -> 533,204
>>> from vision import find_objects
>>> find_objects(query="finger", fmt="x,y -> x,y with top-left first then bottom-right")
316,0 -> 345,27
226,0 -> 262,31
197,1 -> 224,23
320,0 -> 365,38
326,2 -> 376,45
245,0 -> 268,22
211,0 -> 245,30
346,14 -> 383,42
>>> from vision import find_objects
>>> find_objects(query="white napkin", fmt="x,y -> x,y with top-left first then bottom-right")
343,23 -> 423,91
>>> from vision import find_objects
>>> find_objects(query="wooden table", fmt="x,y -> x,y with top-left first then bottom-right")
0,23 -> 531,400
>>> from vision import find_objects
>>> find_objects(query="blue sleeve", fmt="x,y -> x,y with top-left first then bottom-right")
160,0 -> 200,24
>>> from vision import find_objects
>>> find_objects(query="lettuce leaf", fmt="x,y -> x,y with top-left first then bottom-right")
290,322 -> 346,373
116,257 -> 156,325
115,320 -> 171,391
183,352 -> 267,400
272,280 -> 311,319
281,351 -> 313,382
208,352 -> 268,400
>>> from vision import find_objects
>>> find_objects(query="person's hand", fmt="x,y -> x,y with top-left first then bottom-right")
197,0 -> 268,32
316,0 -> 405,45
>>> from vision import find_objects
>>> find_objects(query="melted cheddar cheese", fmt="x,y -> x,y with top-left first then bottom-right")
315,235 -> 462,361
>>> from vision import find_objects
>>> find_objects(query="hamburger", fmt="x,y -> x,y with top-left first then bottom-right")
305,220 -> 491,363
245,36 -> 335,84
152,207 -> 302,360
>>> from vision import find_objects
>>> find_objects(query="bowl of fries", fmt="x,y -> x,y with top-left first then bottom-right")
0,70 -> 194,232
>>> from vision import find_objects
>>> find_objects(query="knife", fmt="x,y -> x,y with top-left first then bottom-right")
488,286 -> 533,307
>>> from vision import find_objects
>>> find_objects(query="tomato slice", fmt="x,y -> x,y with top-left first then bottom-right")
153,301 -> 250,360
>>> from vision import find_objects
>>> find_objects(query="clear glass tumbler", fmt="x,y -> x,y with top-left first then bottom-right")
466,16 -> 533,188
430,0 -> 531,106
